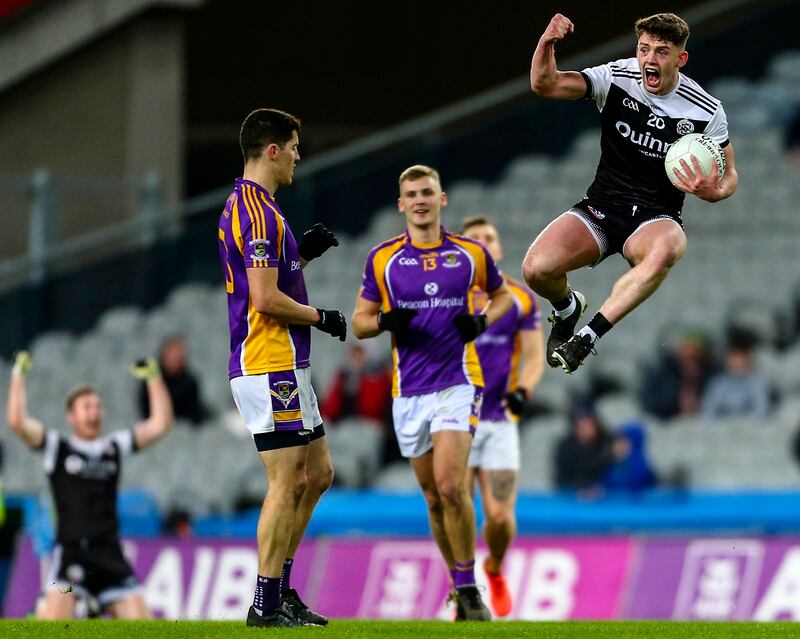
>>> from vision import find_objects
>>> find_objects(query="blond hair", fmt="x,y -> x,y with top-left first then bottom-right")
398,165 -> 441,191
635,13 -> 690,47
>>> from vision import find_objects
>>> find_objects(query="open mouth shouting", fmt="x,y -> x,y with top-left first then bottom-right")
644,66 -> 661,90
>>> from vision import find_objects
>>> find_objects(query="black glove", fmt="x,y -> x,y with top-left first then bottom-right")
377,308 -> 418,333
298,223 -> 339,261
452,313 -> 488,343
503,387 -> 528,417
315,308 -> 347,342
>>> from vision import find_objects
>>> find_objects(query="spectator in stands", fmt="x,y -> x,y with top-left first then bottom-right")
138,335 -> 208,426
639,328 -> 717,420
163,509 -> 192,539
320,342 -> 391,424
701,326 -> 770,418
320,343 -> 397,465
601,422 -> 658,492
554,400 -> 628,491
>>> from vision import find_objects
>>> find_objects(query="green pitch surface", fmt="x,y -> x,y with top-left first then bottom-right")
1,621 -> 799,638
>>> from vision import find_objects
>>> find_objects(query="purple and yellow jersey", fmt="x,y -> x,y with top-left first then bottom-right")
218,178 -> 310,380
359,227 -> 504,398
472,275 -> 540,422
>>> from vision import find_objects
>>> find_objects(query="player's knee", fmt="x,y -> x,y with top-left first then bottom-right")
646,241 -> 684,275
522,253 -> 560,287
487,505 -> 514,528
420,486 -> 444,514
436,477 -> 467,507
308,464 -> 334,496
289,473 -> 309,504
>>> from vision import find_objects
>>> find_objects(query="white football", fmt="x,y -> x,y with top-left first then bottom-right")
664,133 -> 726,187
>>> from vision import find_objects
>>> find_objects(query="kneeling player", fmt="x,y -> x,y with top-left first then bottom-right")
5,352 -> 173,619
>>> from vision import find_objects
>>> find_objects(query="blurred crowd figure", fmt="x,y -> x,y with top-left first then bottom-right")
640,324 -> 773,421
640,328 -> 717,420
701,326 -> 770,418
320,343 -> 399,466
138,335 -> 209,426
554,400 -> 657,494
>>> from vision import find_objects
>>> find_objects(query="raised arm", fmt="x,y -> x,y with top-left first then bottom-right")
6,352 -> 45,449
530,14 -> 588,100
130,359 -> 174,449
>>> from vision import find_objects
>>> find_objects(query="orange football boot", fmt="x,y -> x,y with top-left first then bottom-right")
484,558 -> 512,617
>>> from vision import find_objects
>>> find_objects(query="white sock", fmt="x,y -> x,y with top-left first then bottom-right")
554,294 -> 577,320
578,326 -> 599,343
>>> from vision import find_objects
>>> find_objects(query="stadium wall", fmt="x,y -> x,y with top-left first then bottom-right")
6,535 -> 800,621
0,9 -> 186,261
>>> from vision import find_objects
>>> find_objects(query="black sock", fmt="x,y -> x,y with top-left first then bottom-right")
281,558 -> 293,594
253,575 -> 281,615
552,291 -> 574,312
587,312 -> 613,339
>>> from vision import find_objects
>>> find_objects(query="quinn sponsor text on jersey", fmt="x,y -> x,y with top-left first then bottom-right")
218,178 -> 310,379
473,275 -> 540,422
581,57 -> 729,214
360,228 -> 504,397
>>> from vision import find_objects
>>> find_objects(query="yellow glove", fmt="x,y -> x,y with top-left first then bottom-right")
12,351 -> 32,376
130,358 -> 160,381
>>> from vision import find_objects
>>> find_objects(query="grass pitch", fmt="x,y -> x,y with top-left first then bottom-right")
0,620 -> 798,638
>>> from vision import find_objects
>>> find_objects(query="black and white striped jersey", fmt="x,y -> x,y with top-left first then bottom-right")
580,57 -> 729,214
38,429 -> 138,544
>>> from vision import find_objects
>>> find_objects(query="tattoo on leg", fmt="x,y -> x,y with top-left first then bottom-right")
489,471 -> 516,501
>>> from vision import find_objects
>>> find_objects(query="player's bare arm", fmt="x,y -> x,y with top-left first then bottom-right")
672,142 -> 738,202
6,352 -> 44,449
248,267 -> 323,325
482,283 -> 514,327
132,364 -> 174,449
351,296 -> 382,339
518,326 -> 545,394
530,14 -> 587,100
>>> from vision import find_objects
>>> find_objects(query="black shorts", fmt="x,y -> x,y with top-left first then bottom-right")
48,537 -> 139,606
253,424 -> 326,452
567,197 -> 683,265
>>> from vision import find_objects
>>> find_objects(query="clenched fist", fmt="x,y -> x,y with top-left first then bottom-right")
541,13 -> 574,44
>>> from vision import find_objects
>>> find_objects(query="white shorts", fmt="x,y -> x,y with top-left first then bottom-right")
392,384 -> 482,459
230,367 -> 322,436
468,420 -> 520,471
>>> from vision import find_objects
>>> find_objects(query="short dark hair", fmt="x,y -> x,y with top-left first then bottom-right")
239,108 -> 301,162
461,215 -> 494,233
635,13 -> 690,48
65,385 -> 99,412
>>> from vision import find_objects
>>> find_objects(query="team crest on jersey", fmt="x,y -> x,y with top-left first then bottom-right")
676,119 -> 695,135
249,239 -> 270,259
442,251 -> 462,268
271,381 -> 299,409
